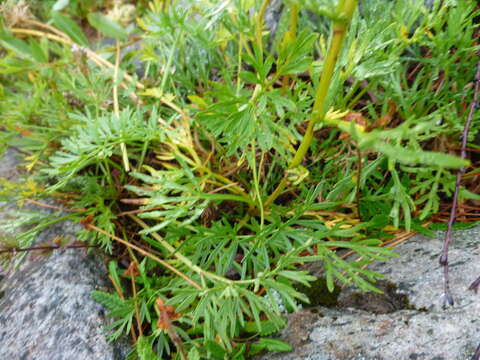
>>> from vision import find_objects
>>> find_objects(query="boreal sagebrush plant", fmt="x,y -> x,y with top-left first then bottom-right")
1,0 -> 479,358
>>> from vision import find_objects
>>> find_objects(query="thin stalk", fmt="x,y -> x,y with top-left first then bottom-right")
250,141 -> 264,228
159,32 -> 180,95
108,274 -> 125,298
236,34 -> 243,95
136,140 -> 149,171
281,3 -> 300,90
255,0 -> 272,55
113,40 -> 131,172
24,19 -> 71,41
0,243 -> 98,255
126,249 -> 143,338
207,182 -> 241,195
355,147 -> 363,220
113,41 -> 121,118
264,0 -> 358,208
11,27 -> 71,45
96,37 -> 143,54
99,160 -> 114,188
105,270 -> 137,342
106,157 -> 124,172
25,199 -> 86,213
342,78 -> 361,105
440,61 -> 480,308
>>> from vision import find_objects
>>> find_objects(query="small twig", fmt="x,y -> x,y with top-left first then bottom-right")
125,258 -> 143,338
116,206 -> 163,217
439,61 -> 480,308
207,182 -> 240,194
463,170 -> 480,178
25,199 -> 86,213
0,243 -> 98,255
106,273 -> 137,343
108,274 -> 124,298
120,198 -> 149,205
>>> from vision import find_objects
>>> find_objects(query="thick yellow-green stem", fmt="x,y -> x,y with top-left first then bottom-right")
264,0 -> 358,208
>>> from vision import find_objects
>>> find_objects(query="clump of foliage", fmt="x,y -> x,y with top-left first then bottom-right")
1,0 -> 479,358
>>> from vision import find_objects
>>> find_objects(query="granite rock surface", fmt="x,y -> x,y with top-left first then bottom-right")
0,148 -> 130,360
260,227 -> 480,360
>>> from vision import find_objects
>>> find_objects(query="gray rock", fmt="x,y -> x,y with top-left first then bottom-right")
261,227 -> 480,360
0,148 -> 21,181
265,0 -> 284,49
0,148 -> 131,360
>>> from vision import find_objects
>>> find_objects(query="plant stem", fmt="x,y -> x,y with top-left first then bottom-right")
355,147 -> 363,220
250,141 -> 264,228
0,243 -> 98,255
264,0 -> 358,208
255,0 -> 272,55
441,60 -> 480,308
125,249 -> 143,338
281,3 -> 299,90
113,40 -> 131,172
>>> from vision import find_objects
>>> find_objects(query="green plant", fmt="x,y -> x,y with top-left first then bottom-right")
1,0 -> 480,358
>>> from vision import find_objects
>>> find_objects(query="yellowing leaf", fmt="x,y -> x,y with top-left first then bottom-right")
400,25 -> 410,42
140,87 -> 163,98
188,95 -> 208,108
